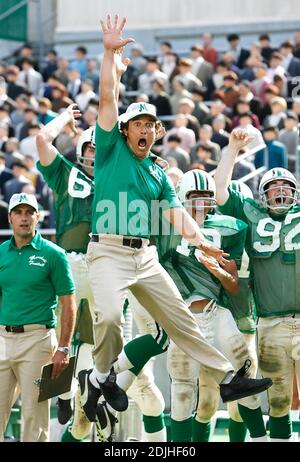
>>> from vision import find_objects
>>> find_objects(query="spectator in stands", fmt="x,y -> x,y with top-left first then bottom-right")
232,99 -> 260,129
3,160 -> 31,202
19,123 -> 41,161
206,60 -> 230,99
42,49 -> 58,81
193,142 -> 218,172
263,96 -> 287,130
75,79 -> 96,112
138,57 -> 169,95
0,106 -> 14,137
51,83 -> 73,113
129,43 -> 147,74
37,98 -> 57,125
190,44 -> 213,88
15,43 -> 39,71
250,63 -> 271,105
211,114 -> 230,149
173,58 -> 203,92
3,138 -> 24,169
0,124 -> 8,152
79,105 -> 98,130
5,65 -> 25,100
201,33 -> 218,70
279,40 -> 300,77
255,126 -> 288,170
213,71 -> 240,109
164,113 -> 196,153
190,124 -> 221,163
157,41 -> 173,69
267,52 -> 286,82
54,58 -> 70,86
170,78 -> 192,115
86,59 -> 99,93
205,99 -> 232,132
190,88 -> 210,125
162,134 -> 190,172
226,33 -> 250,69
0,152 -> 13,198
69,46 -> 88,80
278,110 -> 300,170
237,80 -> 261,116
67,69 -> 82,100
16,58 -> 43,97
148,78 -> 173,127
161,51 -> 180,81
10,94 -> 29,128
177,98 -> 200,138
16,106 -> 38,141
258,34 -> 275,64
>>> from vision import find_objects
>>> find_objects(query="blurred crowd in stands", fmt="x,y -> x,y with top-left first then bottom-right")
0,31 -> 300,234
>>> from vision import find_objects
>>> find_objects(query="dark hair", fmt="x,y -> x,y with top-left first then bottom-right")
259,34 -> 270,42
280,41 -> 294,49
168,134 -> 182,143
227,33 -> 240,42
197,142 -> 213,153
160,41 -> 172,49
76,46 -> 87,55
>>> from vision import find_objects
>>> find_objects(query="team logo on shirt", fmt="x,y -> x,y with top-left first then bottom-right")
149,165 -> 162,182
29,255 -> 47,267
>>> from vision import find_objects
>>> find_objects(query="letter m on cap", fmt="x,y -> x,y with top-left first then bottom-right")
139,103 -> 147,112
19,194 -> 27,202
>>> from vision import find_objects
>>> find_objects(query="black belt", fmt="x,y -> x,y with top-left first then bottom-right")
5,324 -> 51,333
91,234 -> 143,249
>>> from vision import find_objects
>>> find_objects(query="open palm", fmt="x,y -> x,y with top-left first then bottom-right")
100,15 -> 134,50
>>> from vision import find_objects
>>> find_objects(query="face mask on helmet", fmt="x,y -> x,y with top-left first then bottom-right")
259,168 -> 298,214
76,127 -> 95,173
178,170 -> 217,214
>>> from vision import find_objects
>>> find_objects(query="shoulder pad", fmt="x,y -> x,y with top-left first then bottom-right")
243,198 -> 267,224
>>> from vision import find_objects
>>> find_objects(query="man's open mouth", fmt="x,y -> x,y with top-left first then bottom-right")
138,138 -> 147,148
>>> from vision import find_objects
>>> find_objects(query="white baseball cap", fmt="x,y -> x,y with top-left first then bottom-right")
119,102 -> 158,124
9,193 -> 39,213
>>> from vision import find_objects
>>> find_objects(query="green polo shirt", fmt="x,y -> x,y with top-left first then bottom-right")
0,232 -> 75,327
93,122 -> 182,238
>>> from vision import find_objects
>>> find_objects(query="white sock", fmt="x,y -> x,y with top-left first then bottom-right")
144,428 -> 167,442
113,351 -> 134,374
89,367 -> 109,387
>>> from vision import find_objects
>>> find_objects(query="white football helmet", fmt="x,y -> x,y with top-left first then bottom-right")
230,180 -> 253,199
76,126 -> 95,171
178,169 -> 216,211
259,168 -> 298,213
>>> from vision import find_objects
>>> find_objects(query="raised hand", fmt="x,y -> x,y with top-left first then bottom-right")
66,103 -> 82,134
229,128 -> 253,153
100,15 -> 134,51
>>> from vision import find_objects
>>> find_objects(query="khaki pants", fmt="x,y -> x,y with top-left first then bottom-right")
258,315 -> 300,418
87,235 -> 233,382
0,325 -> 57,442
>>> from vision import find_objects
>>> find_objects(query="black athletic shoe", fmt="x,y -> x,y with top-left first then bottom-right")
57,398 -> 73,425
220,360 -> 273,403
95,401 -> 118,442
78,369 -> 102,422
99,367 -> 128,412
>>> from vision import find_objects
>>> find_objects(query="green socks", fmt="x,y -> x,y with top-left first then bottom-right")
192,418 -> 211,442
171,417 -> 193,442
238,405 -> 266,438
143,414 -> 165,433
269,414 -> 292,440
229,418 -> 247,442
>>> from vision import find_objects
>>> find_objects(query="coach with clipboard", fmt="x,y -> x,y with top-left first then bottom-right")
0,193 -> 76,442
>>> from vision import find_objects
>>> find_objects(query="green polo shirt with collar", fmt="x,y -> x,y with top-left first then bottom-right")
0,232 -> 75,327
93,122 -> 182,238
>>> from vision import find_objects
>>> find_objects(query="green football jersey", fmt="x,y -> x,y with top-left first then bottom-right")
156,214 -> 247,303
37,154 -> 94,254
219,189 -> 300,317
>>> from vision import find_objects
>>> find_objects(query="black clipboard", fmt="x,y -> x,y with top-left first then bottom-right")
38,356 -> 76,402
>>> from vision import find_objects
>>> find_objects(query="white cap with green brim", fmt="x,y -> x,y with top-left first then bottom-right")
9,193 -> 39,213
119,102 -> 158,124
